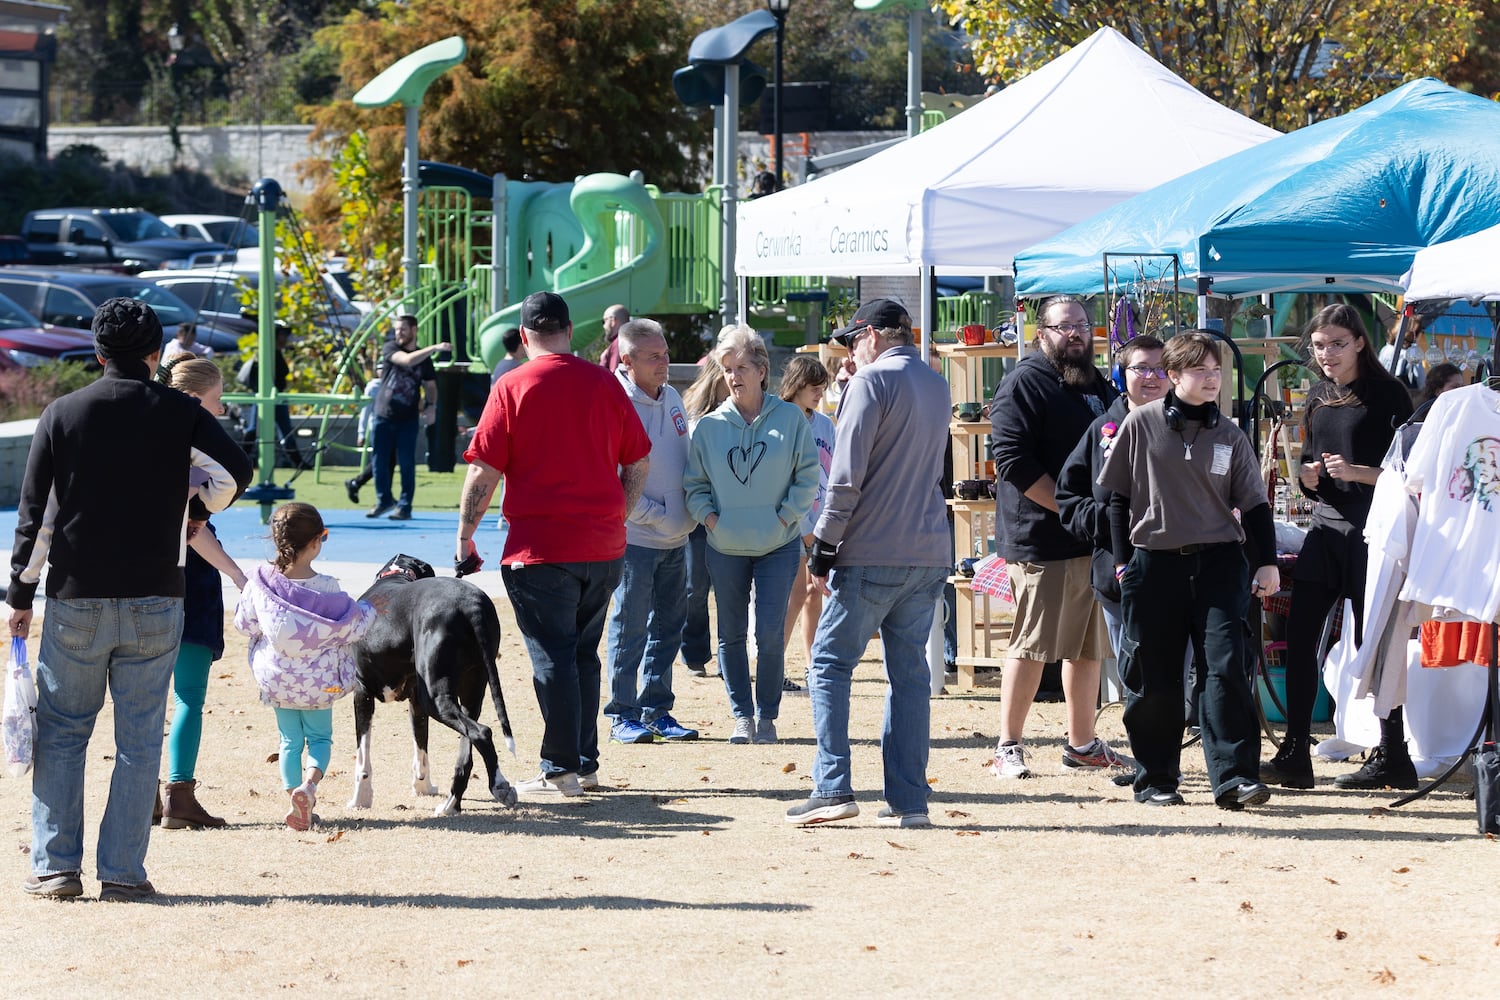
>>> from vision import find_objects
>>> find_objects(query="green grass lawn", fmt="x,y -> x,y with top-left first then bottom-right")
260,464 -> 471,512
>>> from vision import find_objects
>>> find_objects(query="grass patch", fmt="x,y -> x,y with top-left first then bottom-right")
263,464 -> 471,512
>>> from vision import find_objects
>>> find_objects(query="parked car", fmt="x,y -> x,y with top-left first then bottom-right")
0,268 -> 230,352
140,262 -> 365,338
0,290 -> 97,370
0,235 -> 30,266
21,207 -> 231,272
160,214 -> 260,249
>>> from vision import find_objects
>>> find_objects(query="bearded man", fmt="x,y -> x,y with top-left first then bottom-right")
986,295 -> 1125,781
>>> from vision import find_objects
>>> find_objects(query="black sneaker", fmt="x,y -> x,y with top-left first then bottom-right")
1333,747 -> 1418,790
784,794 -> 859,826
685,662 -> 708,677
1261,739 -> 1314,789
344,478 -> 361,504
388,508 -> 412,521
366,500 -> 397,518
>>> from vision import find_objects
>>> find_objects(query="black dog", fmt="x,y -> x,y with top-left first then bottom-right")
348,554 -> 518,815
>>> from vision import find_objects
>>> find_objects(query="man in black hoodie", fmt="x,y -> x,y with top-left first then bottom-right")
8,298 -> 252,902
987,295 -> 1123,779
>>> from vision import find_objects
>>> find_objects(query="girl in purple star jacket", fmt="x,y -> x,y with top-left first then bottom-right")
235,503 -> 375,830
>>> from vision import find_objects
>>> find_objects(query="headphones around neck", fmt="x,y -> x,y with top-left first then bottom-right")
1163,392 -> 1220,431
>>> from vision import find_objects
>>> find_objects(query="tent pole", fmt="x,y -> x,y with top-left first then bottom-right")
922,265 -> 945,696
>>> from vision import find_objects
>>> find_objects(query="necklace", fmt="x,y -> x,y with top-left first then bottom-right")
1178,425 -> 1202,459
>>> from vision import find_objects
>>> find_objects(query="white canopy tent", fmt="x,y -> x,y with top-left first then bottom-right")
734,26 -> 1278,280
1402,223 -> 1500,301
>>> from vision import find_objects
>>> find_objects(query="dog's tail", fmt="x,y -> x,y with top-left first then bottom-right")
486,651 -> 517,756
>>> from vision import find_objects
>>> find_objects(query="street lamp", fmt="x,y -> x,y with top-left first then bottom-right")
766,0 -> 791,191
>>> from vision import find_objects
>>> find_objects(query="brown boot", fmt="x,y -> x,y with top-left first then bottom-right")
153,785 -> 163,825
161,780 -> 226,829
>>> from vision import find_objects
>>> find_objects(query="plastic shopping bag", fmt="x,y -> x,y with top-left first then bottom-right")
3,636 -> 37,777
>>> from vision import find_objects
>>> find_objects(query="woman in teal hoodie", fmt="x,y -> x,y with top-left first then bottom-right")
685,325 -> 819,746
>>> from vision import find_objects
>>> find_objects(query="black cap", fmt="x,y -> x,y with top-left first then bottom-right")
829,298 -> 910,349
92,297 -> 164,362
521,291 -> 571,333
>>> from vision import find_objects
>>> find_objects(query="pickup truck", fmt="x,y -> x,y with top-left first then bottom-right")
21,207 -> 231,273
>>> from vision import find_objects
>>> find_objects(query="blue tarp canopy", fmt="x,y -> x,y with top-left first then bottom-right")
1015,78 -> 1500,299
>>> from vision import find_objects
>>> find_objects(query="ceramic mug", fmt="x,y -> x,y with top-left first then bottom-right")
952,401 -> 984,422
955,478 -> 995,500
961,324 -> 988,345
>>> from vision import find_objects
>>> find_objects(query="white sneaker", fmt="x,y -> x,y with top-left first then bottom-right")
578,772 -> 599,791
877,807 -> 932,829
729,717 -> 753,744
991,742 -> 1032,779
515,771 -> 583,798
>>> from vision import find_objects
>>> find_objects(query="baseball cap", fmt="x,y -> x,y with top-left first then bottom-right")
520,291 -> 571,332
92,297 -> 164,361
829,298 -> 910,349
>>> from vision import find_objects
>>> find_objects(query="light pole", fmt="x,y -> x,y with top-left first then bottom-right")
767,0 -> 791,190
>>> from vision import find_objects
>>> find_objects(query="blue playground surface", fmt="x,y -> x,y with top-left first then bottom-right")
0,503 -> 486,579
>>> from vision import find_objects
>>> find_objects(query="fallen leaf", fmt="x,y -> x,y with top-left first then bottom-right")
847,852 -> 870,860
945,809 -> 971,818
781,763 -> 796,774
1373,968 -> 1396,984
872,870 -> 894,876
1239,901 -> 1254,912
1324,877 -> 1339,885
1418,954 -> 1433,963
1334,930 -> 1348,941
1393,866 -> 1410,874
507,874 -> 520,880
699,775 -> 711,782
324,830 -> 344,843
886,841 -> 911,851
573,875 -> 587,881
394,804 -> 408,811
955,830 -> 980,837
249,789 -> 260,798
701,830 -> 711,836
457,959 -> 472,967
863,945 -> 878,952
265,753 -> 279,764
1369,806 -> 1391,817
763,944 -> 786,955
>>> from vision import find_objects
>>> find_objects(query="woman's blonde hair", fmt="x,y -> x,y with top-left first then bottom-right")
778,354 -> 828,403
711,323 -> 770,390
682,356 -> 729,419
157,356 -> 223,396
269,502 -> 324,574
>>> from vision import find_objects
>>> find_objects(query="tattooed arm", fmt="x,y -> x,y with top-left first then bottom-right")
457,459 -> 502,564
620,456 -> 649,521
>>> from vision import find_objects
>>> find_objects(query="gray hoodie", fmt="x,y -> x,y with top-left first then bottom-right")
617,368 -> 695,549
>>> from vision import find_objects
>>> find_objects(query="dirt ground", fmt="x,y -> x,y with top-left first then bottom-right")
1,584 -> 1497,999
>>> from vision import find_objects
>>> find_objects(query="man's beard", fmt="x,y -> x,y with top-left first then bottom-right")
1042,340 -> 1096,388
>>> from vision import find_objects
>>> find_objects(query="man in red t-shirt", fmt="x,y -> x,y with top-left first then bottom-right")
458,291 -> 650,798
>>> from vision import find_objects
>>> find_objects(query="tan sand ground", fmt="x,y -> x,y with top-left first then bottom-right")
1,582 -> 1497,998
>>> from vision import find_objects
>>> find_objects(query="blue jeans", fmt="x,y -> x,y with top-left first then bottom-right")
604,543 -> 687,724
503,559 -> 622,777
706,536 -> 801,721
681,524 -> 713,666
808,565 -> 947,815
273,707 -> 334,788
31,596 -> 183,884
371,414 -> 418,510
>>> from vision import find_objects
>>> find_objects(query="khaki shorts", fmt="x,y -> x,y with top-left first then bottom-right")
1006,556 -> 1106,663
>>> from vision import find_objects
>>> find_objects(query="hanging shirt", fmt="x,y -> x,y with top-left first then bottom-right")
1400,383 -> 1500,622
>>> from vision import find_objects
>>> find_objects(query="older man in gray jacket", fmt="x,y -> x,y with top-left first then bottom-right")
602,319 -> 700,744
784,299 -> 951,828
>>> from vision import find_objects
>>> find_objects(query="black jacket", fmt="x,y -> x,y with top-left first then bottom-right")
990,353 -> 1117,563
1056,395 -> 1130,607
9,360 -> 253,609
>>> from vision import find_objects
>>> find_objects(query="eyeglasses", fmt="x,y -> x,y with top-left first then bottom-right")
832,324 -> 873,350
1312,339 -> 1353,354
1124,365 -> 1168,378
1042,322 -> 1092,335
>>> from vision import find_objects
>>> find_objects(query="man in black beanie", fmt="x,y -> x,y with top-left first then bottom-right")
7,297 -> 252,902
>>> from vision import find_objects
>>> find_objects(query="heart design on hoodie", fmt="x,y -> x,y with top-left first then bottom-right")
727,441 -> 767,484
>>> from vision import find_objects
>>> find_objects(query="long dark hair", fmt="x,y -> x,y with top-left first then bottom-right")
1302,303 -> 1403,416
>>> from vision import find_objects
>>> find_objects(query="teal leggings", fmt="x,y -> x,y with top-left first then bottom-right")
273,707 -> 333,789
167,642 -> 214,783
